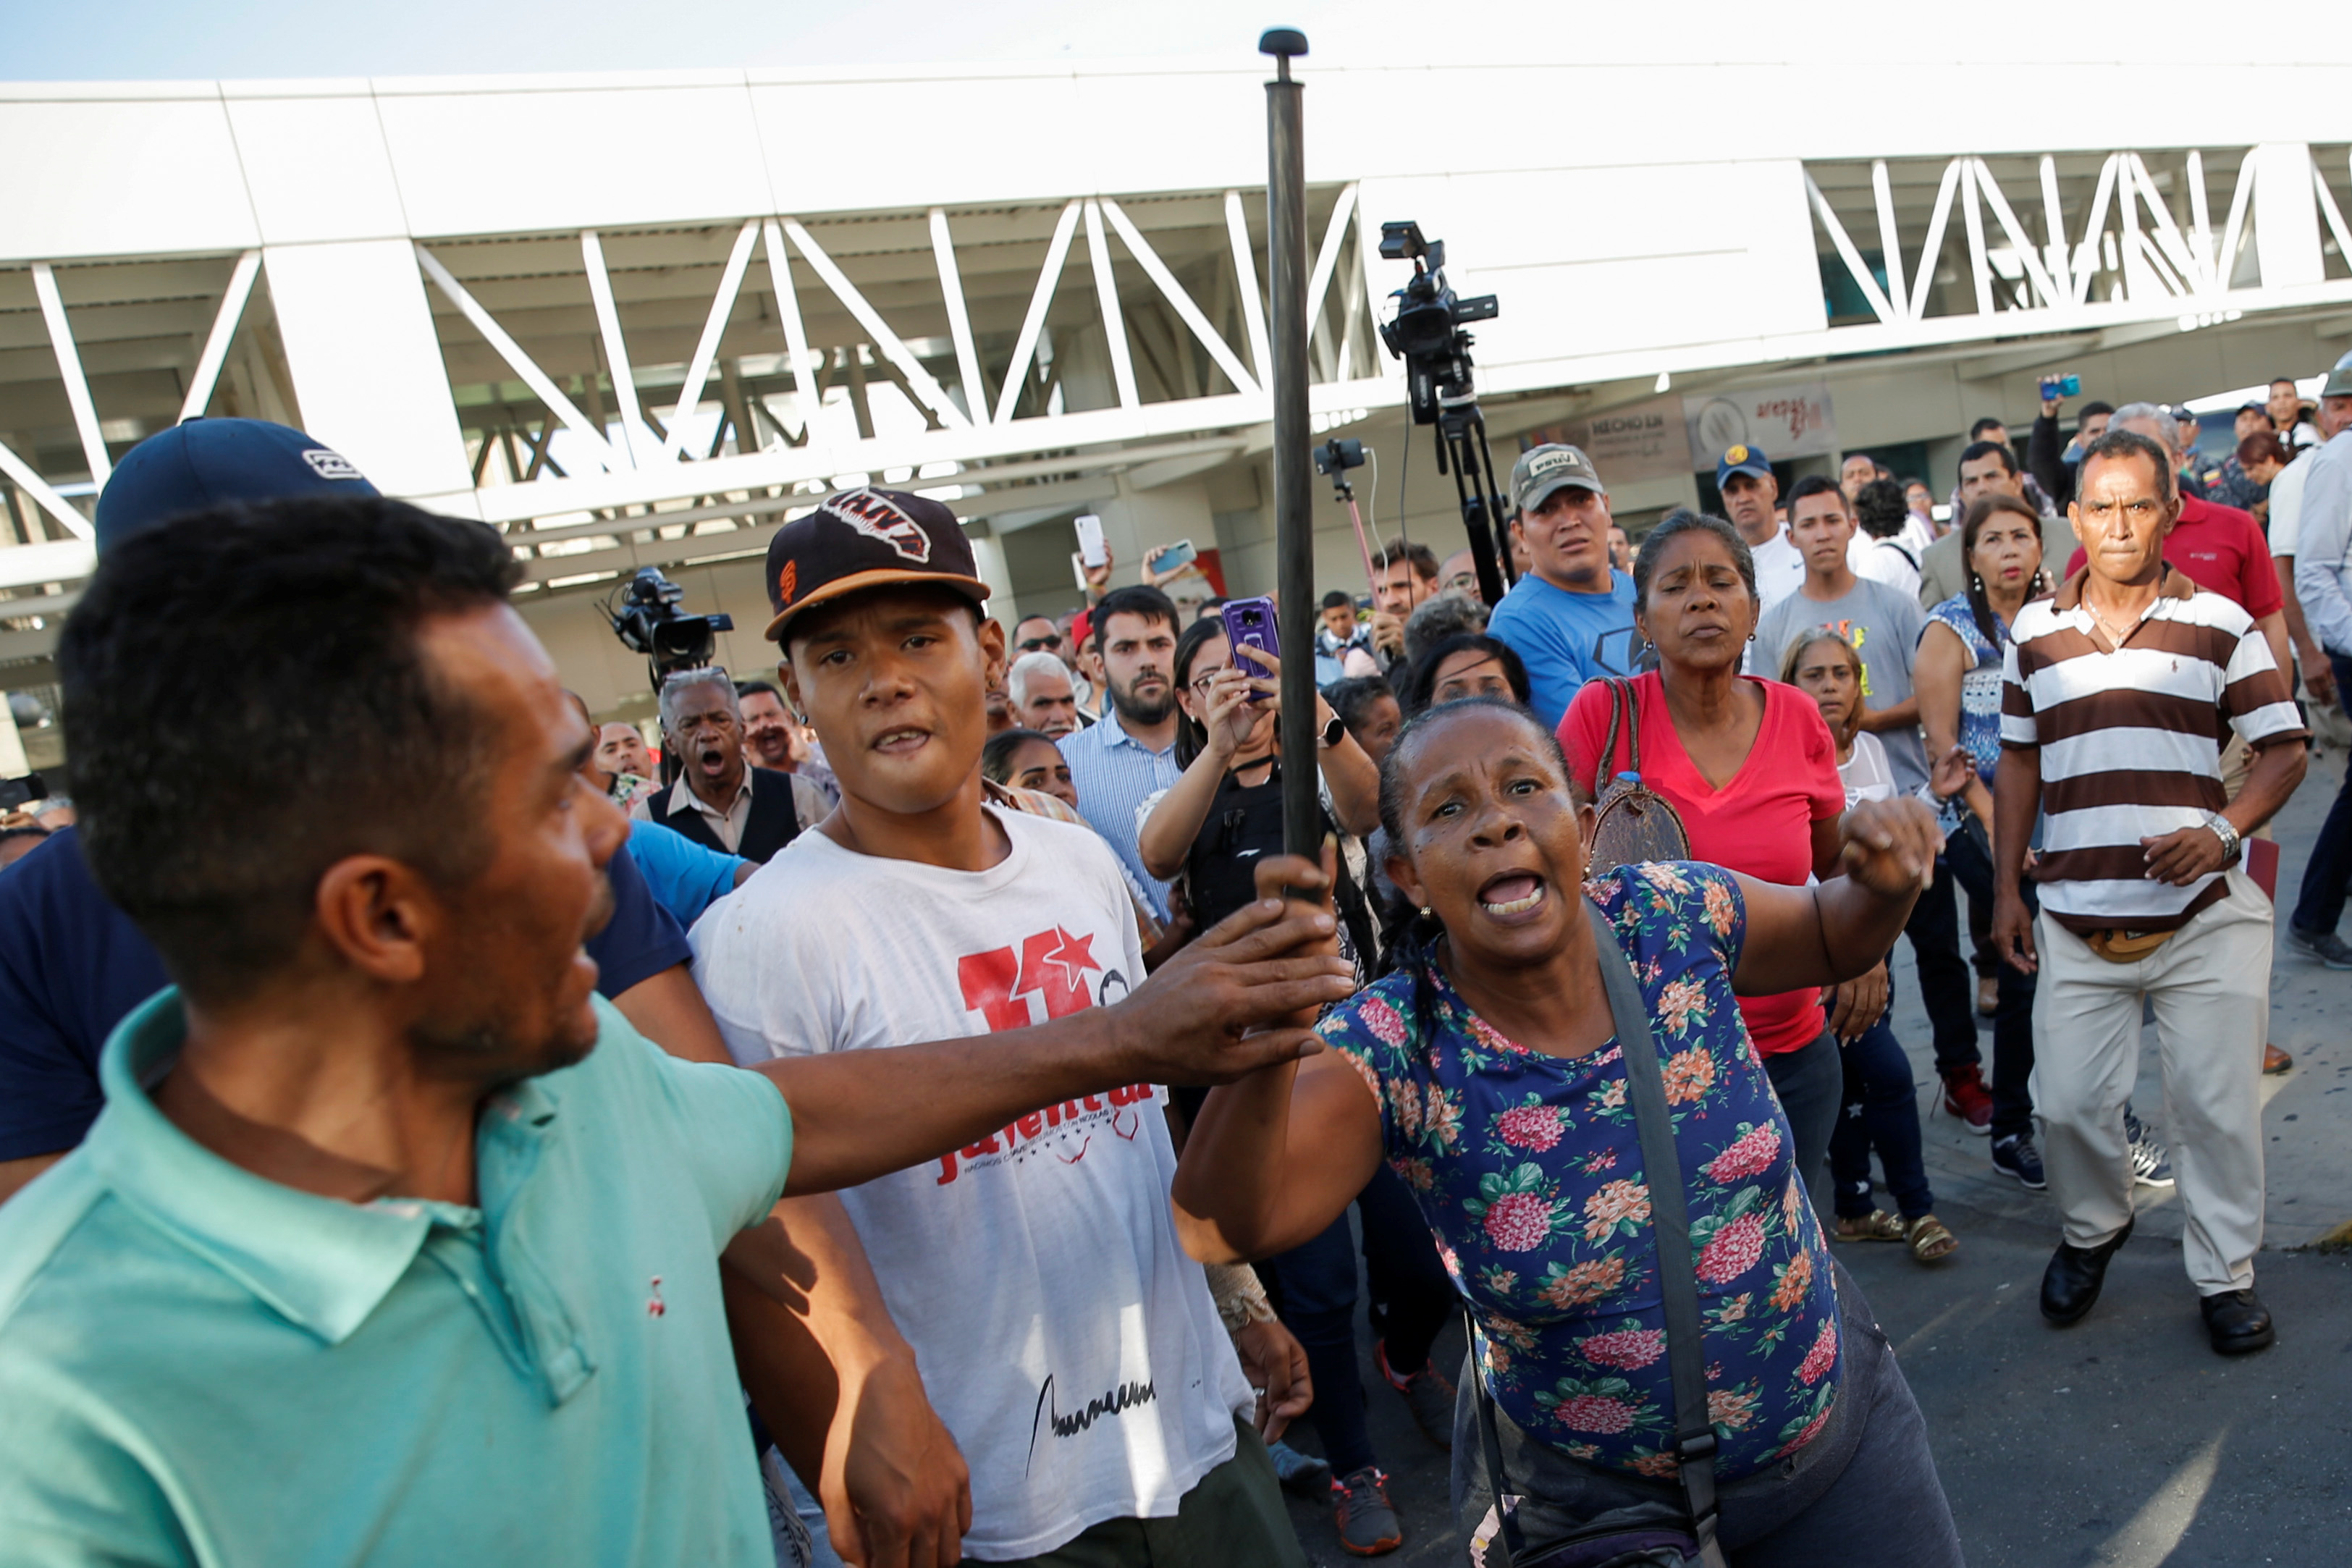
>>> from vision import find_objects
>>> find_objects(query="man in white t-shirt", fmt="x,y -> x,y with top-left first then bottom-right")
1716,443 -> 1805,612
694,486 -> 1309,1566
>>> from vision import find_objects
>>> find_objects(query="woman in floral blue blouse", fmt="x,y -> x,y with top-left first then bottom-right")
1172,699 -> 1963,1565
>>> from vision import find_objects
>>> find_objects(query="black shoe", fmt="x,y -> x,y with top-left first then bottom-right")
2041,1218 -> 2133,1325
2200,1289 -> 2275,1354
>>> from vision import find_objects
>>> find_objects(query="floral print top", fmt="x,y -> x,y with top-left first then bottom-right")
1925,595 -> 2009,793
1317,861 -> 1842,1481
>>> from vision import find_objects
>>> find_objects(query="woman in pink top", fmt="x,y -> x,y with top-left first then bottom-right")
1559,510 -> 1887,1213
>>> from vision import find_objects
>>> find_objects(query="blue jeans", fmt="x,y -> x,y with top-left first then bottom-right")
1903,861 -> 1981,1079
1828,1017 -> 1934,1221
1942,822 -> 2039,1141
1259,1212 -> 1378,1479
1762,1027 -> 1843,1217
2291,653 -> 2352,934
1358,1160 -> 1455,1375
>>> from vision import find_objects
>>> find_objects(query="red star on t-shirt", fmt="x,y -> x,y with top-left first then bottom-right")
1042,926 -> 1100,991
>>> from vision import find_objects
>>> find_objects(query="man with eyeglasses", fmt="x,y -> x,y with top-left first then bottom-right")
1993,429 -> 2303,1357
1017,613 -> 1097,712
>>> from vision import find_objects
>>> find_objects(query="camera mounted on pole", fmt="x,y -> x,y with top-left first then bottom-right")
1375,222 -> 1513,607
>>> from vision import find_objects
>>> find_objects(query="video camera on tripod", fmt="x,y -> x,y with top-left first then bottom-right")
1374,222 -> 1513,607
607,566 -> 734,694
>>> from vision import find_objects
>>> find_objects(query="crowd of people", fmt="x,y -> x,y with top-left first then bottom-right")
0,345 -> 2344,1567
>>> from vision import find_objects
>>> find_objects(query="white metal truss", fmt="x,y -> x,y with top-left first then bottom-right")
402,183 -> 1379,542
1801,146 -> 2330,332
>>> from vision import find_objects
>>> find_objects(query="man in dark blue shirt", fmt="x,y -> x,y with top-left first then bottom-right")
0,421 -> 721,1202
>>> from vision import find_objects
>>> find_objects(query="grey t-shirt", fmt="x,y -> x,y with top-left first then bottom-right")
1755,578 -> 1931,793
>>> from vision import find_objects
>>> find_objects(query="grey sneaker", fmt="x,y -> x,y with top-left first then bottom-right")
2286,924 -> 2352,969
2124,1108 -> 2175,1188
1331,1466 -> 1403,1556
1266,1438 -> 1332,1497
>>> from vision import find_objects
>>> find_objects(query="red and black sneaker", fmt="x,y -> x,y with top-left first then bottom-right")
1939,1064 -> 1994,1135
1375,1339 -> 1457,1451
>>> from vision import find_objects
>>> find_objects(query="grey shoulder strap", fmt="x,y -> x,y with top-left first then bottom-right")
1585,898 -> 1723,1556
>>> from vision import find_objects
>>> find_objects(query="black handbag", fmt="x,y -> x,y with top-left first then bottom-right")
1585,679 -> 1690,878
1467,901 -> 1728,1568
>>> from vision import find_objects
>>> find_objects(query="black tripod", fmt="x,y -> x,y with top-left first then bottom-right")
1377,222 -> 1514,608
1433,394 -> 1514,609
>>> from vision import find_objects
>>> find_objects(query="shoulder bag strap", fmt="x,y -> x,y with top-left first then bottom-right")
1596,678 -> 1627,799
1585,898 -> 1722,1560
1616,679 -> 1643,778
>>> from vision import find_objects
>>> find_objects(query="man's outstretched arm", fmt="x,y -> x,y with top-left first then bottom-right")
724,1195 -> 969,1568
764,897 -> 1353,1196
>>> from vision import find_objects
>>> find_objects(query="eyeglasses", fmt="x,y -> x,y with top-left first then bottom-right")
1019,635 -> 1063,652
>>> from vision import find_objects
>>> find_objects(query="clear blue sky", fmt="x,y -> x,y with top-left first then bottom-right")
6,0 -> 1412,79
2,0 -> 2230,81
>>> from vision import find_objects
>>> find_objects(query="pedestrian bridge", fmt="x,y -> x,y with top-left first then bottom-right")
2,50 -> 2349,716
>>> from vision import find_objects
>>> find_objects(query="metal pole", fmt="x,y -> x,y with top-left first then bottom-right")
1263,28 -> 1319,863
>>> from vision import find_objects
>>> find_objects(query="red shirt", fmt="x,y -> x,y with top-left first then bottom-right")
2063,494 -> 2280,617
1559,673 -> 1844,1055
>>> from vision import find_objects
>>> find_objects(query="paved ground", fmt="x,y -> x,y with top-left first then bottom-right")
1276,747 -> 2352,1566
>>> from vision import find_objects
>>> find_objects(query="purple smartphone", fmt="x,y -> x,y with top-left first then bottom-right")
1219,596 -> 1280,700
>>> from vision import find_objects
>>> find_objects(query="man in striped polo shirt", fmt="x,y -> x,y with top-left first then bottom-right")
1991,430 -> 2307,1357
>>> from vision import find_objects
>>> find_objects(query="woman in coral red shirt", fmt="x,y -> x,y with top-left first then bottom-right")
1559,512 -> 1861,1213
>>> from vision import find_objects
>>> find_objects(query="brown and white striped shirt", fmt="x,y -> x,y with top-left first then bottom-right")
2000,565 -> 2306,934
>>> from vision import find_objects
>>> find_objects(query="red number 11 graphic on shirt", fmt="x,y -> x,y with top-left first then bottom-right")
956,926 -> 1103,1030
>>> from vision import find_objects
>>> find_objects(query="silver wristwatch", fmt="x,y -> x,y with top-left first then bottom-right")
2204,810 -> 2242,864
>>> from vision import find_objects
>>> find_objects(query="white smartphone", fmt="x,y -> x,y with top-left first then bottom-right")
1074,513 -> 1108,569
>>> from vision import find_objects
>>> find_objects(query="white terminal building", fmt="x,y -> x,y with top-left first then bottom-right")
2,41 -> 2351,761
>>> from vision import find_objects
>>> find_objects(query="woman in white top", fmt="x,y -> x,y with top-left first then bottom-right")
1784,631 -> 1961,1262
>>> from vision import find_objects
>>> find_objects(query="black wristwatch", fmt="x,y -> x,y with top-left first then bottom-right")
1317,712 -> 1346,749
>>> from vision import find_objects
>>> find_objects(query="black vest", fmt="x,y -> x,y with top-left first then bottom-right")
653,766 -> 803,864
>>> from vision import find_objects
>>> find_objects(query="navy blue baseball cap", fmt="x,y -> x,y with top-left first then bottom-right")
93,418 -> 378,555
1714,443 -> 1774,490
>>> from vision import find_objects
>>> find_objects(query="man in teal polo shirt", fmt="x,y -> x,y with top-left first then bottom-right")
0,497 -> 1352,1568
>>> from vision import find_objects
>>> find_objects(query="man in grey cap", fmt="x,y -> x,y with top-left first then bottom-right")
1485,443 -> 1639,728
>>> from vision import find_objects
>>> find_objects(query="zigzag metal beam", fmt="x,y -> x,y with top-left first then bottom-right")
781,218 -> 971,431
180,250 -> 262,423
995,200 -> 1083,427
1097,197 -> 1260,397
416,243 -> 616,471
663,219 -> 761,460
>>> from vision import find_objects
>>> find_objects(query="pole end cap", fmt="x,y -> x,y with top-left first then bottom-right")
1258,27 -> 1308,59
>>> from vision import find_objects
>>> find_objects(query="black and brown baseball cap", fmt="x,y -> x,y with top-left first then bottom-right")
762,486 -> 992,641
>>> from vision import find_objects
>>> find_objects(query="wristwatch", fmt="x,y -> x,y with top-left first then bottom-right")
2204,810 -> 2243,864
1317,712 -> 1346,749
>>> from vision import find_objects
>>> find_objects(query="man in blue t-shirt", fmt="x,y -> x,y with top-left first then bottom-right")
1485,443 -> 1640,728
0,421 -> 720,1205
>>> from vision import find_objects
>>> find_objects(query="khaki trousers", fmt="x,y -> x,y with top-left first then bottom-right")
2031,870 -> 2272,1294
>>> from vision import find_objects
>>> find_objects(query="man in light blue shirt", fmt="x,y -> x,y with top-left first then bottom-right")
0,497 -> 1354,1567
1059,585 -> 1186,919
2285,355 -> 2352,961
1485,443 -> 1640,728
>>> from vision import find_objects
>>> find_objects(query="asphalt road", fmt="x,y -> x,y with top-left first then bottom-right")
1276,747 -> 2352,1567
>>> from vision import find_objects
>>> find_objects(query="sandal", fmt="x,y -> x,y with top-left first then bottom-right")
1833,1210 -> 1905,1243
1905,1214 -> 1959,1263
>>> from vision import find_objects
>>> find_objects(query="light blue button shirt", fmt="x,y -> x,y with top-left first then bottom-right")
0,990 -> 792,1567
1058,708 -> 1183,919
